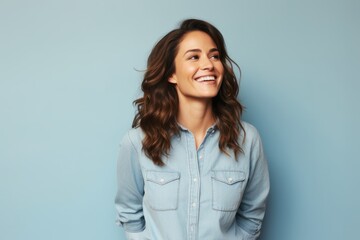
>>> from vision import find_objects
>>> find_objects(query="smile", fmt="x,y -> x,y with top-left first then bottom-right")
195,75 -> 216,82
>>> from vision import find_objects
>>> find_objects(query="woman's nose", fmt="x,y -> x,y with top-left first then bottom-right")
200,56 -> 214,70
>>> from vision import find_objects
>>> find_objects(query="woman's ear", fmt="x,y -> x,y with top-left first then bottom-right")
168,75 -> 177,84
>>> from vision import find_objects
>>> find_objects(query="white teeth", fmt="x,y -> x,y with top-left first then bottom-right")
196,76 -> 216,82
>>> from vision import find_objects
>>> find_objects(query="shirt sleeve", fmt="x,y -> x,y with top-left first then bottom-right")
236,129 -> 270,239
115,131 -> 147,239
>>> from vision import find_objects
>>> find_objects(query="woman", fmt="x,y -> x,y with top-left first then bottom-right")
115,19 -> 270,240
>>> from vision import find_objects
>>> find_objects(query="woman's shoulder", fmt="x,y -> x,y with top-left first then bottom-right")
120,127 -> 144,147
240,121 -> 262,142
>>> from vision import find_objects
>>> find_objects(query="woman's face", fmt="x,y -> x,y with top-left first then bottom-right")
169,31 -> 224,102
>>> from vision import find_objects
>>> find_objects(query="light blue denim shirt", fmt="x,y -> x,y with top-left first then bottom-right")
115,121 -> 270,240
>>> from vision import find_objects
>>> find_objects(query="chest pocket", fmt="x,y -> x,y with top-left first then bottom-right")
211,170 -> 246,211
145,171 -> 180,211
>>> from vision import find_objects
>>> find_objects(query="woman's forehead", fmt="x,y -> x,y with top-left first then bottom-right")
177,31 -> 217,53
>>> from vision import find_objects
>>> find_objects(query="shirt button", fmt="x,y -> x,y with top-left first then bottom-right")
160,178 -> 165,183
228,177 -> 233,183
199,155 -> 203,160
192,202 -> 196,207
193,178 -> 197,182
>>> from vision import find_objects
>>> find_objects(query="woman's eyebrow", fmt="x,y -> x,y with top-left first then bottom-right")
183,48 -> 219,56
209,48 -> 219,53
183,49 -> 201,56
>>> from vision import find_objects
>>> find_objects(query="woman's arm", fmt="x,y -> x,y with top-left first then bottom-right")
115,131 -> 147,239
236,129 -> 270,239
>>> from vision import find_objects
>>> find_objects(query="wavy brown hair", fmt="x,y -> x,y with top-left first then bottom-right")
132,19 -> 245,166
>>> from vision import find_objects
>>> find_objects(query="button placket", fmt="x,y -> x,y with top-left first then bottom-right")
186,133 -> 200,240
197,147 -> 205,172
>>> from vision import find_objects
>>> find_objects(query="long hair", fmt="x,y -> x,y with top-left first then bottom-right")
132,19 -> 245,166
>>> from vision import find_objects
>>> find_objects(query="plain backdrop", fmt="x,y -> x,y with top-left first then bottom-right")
1,0 -> 359,239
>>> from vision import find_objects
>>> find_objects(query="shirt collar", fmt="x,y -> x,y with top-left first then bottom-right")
177,121 -> 218,134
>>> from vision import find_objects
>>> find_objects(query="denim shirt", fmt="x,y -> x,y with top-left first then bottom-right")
115,121 -> 270,240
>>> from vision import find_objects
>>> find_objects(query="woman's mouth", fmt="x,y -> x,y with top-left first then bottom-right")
195,75 -> 216,82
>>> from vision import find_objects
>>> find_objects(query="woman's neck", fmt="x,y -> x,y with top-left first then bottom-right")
177,97 -> 216,149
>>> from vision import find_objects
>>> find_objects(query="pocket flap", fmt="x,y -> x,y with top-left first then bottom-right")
211,171 -> 246,185
146,171 -> 180,185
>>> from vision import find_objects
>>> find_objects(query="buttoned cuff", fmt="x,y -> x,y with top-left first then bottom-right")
236,218 -> 261,239
115,218 -> 145,233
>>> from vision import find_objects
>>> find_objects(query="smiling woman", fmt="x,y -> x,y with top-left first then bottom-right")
115,19 -> 270,240
169,31 -> 224,104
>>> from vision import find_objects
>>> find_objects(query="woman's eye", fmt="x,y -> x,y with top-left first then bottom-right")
211,54 -> 220,60
188,55 -> 199,60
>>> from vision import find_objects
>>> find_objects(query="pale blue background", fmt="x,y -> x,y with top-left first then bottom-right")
1,0 -> 359,239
